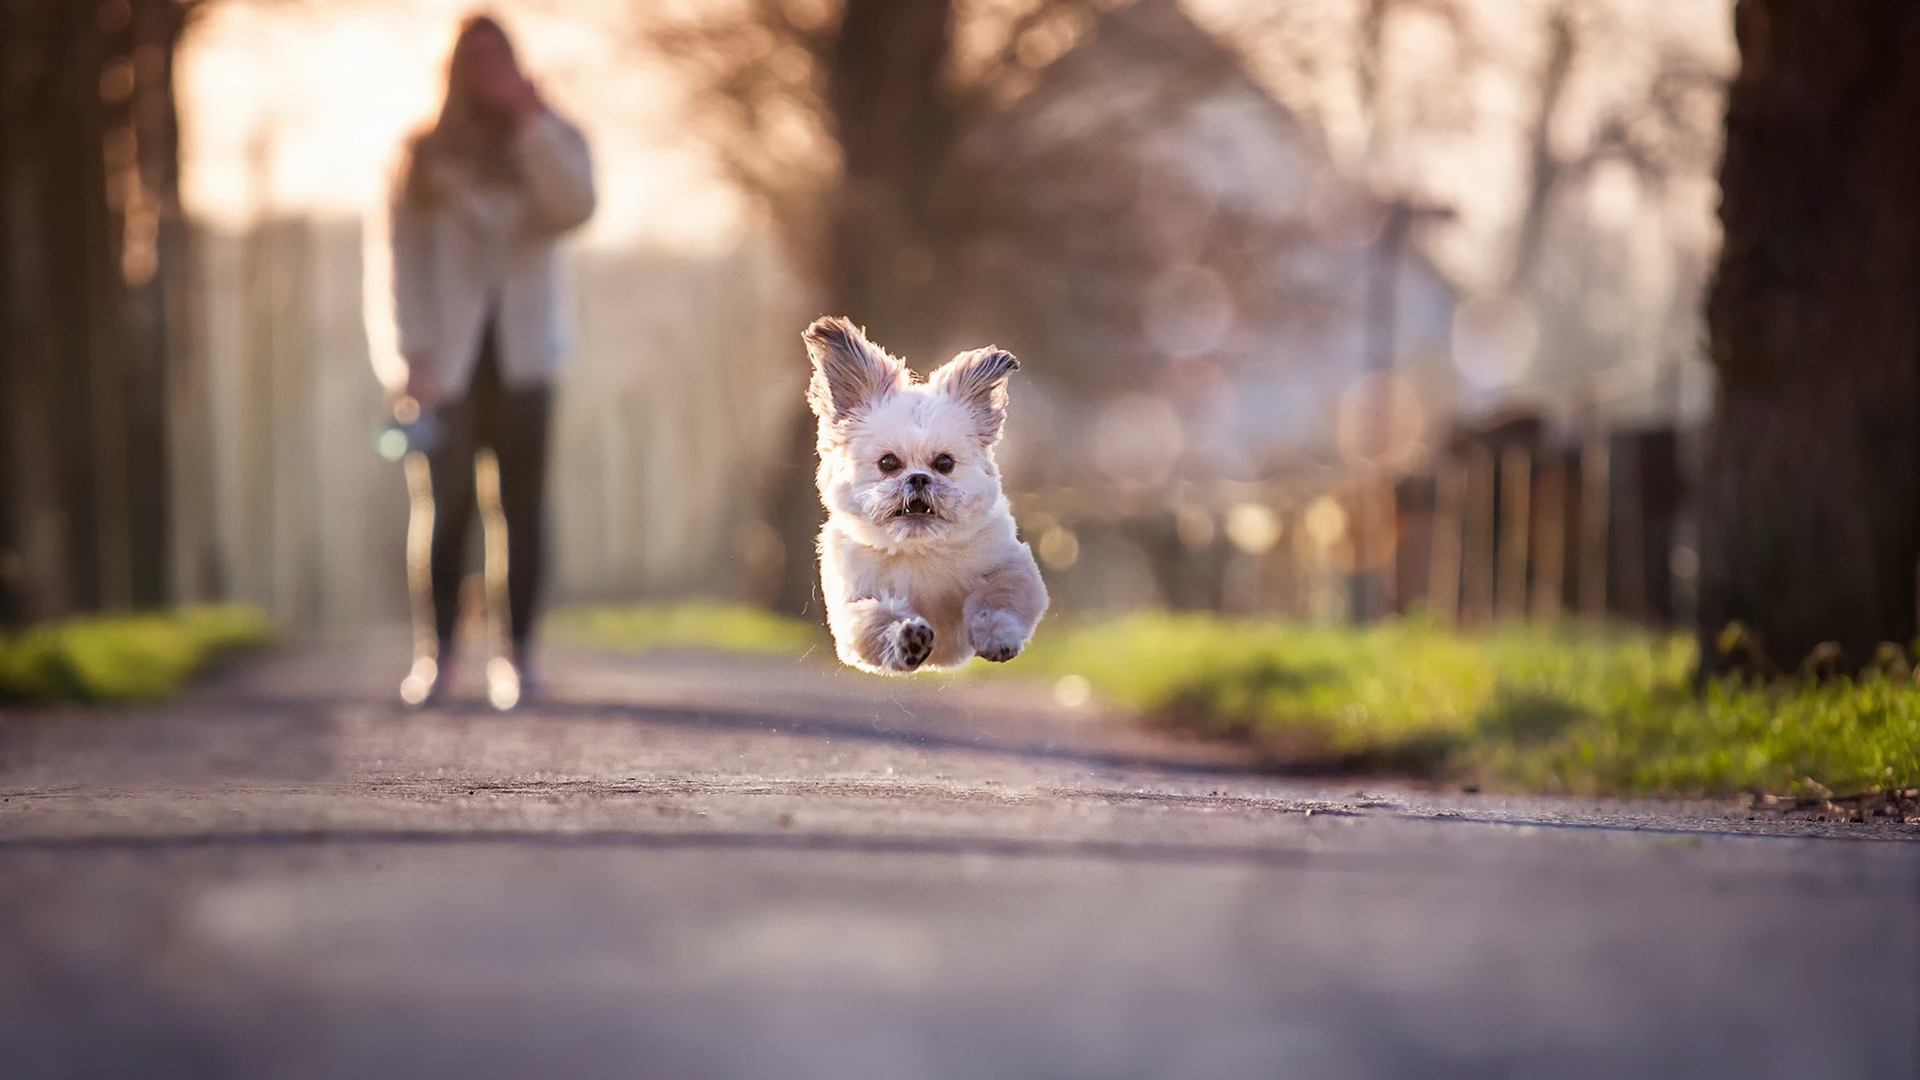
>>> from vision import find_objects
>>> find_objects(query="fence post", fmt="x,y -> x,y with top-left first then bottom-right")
1530,451 -> 1567,621
1460,442 -> 1497,626
1497,445 -> 1532,621
1612,433 -> 1648,622
1427,455 -> 1466,625
1578,431 -> 1611,621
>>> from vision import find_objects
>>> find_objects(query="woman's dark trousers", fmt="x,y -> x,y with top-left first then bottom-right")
426,337 -> 551,660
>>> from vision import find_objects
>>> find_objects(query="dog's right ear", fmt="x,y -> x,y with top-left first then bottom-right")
804,317 -> 904,425
929,344 -> 1018,444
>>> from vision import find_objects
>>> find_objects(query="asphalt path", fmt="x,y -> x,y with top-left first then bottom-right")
1,636 -> 1915,1079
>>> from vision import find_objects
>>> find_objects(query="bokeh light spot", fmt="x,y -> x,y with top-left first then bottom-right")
1225,503 -> 1281,554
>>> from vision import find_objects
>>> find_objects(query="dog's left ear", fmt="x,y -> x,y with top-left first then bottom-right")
930,346 -> 1020,443
805,316 -> 906,426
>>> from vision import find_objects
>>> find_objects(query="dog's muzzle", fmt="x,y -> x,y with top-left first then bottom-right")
894,473 -> 938,518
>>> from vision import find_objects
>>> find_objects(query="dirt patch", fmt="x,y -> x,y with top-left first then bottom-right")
1749,788 -> 1919,825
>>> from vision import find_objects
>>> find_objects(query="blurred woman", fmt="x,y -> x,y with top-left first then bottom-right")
392,14 -> 594,706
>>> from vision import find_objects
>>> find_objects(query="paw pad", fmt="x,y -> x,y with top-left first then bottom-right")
969,611 -> 1026,663
895,619 -> 934,669
977,641 -> 1021,663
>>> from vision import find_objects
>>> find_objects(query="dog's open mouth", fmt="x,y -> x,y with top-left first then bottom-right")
893,497 -> 938,519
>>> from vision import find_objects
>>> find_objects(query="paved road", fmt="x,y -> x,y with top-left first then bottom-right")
2,636 -> 1916,1079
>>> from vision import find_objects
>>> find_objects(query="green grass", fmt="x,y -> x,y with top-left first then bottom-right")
0,605 -> 271,704
997,612 -> 1920,798
544,602 -> 1920,799
550,602 -> 828,657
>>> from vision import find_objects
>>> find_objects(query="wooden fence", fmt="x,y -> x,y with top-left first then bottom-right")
167,216 -> 805,635
1015,417 -> 1694,628
1401,420 -> 1689,628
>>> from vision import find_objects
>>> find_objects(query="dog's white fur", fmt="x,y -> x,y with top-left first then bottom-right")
805,316 -> 1048,674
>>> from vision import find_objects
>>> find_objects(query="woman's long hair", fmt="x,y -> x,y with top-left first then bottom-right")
397,14 -> 524,209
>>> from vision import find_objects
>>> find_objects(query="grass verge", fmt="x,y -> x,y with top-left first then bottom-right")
1003,613 -> 1920,798
0,605 -> 271,704
545,602 -> 1919,800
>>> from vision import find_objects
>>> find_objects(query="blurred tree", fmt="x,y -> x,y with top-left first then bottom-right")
655,0 -> 1727,617
951,1 -> 1332,396
1699,2 -> 1920,675
1235,0 -> 1722,399
1504,3 -> 1722,414
0,0 -> 193,625
649,0 -> 1116,615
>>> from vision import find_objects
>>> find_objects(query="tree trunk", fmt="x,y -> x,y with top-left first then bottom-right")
1699,2 -> 1920,674
766,0 -> 956,616
123,0 -> 191,609
0,0 -> 185,625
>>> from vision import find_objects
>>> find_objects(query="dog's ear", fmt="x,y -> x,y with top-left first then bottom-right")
804,317 -> 905,425
930,345 -> 1019,443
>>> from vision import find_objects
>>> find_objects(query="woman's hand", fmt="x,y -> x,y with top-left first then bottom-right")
466,39 -> 542,127
476,69 -> 541,124
404,357 -> 443,409
496,74 -> 542,124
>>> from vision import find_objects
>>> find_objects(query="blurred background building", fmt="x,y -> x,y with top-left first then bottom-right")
0,0 -> 1735,635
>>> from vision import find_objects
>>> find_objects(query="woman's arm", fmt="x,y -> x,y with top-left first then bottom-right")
515,110 -> 596,234
390,197 -> 440,400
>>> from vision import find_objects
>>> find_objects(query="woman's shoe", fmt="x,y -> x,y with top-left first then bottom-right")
400,655 -> 451,707
485,656 -> 521,711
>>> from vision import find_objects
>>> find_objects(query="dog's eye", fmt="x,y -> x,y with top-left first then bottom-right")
932,453 -> 955,474
877,453 -> 902,474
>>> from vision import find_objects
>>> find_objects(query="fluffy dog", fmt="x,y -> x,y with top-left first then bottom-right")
804,316 -> 1048,674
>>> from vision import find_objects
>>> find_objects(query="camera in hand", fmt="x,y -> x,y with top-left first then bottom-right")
376,395 -> 446,461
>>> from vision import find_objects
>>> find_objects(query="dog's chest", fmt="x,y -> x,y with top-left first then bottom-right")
866,554 -> 972,633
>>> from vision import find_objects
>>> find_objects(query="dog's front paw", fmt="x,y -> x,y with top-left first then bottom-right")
968,609 -> 1028,663
886,617 -> 935,672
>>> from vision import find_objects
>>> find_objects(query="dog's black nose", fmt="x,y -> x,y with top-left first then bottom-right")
906,472 -> 932,491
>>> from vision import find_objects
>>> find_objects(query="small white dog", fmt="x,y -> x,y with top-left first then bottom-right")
804,316 -> 1049,674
